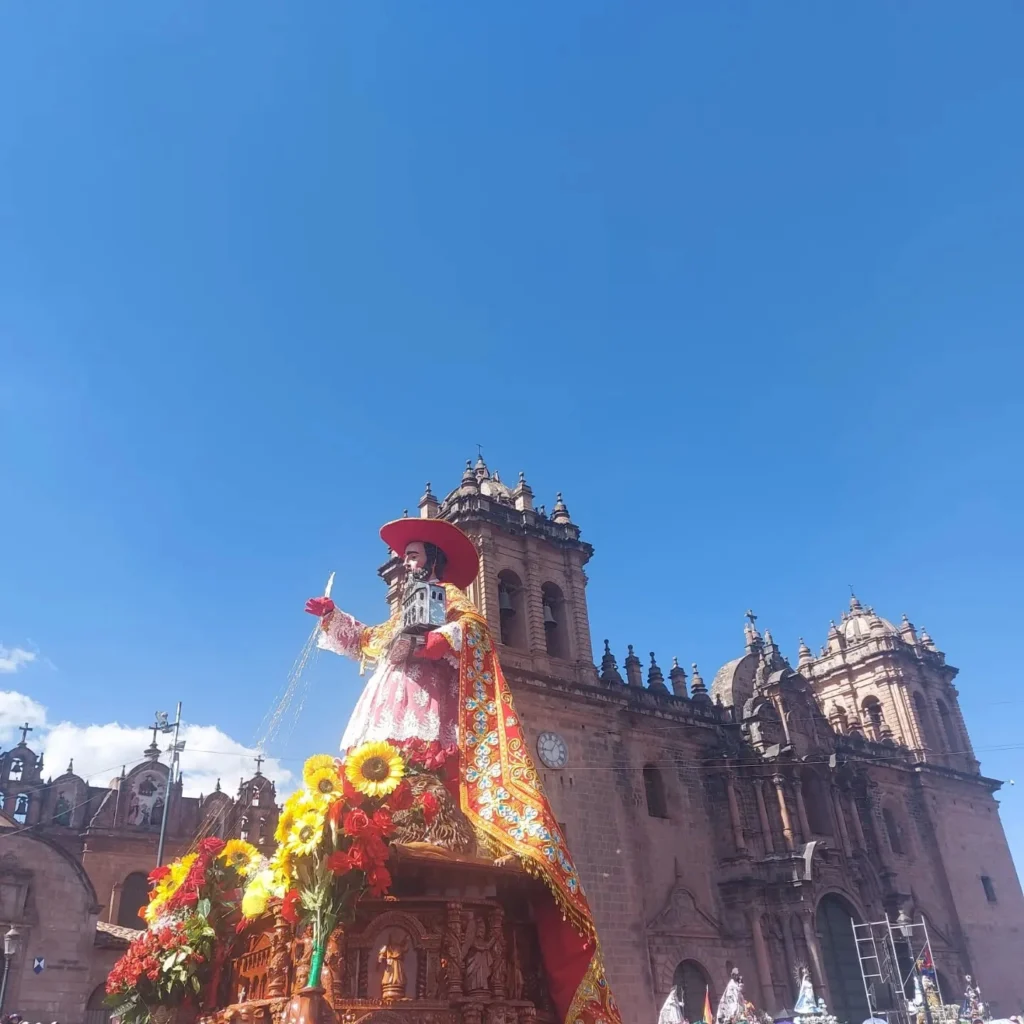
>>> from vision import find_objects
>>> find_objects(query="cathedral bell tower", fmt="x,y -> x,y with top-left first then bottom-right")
384,457 -> 597,688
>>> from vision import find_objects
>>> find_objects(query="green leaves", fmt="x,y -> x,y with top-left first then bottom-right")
196,898 -> 212,920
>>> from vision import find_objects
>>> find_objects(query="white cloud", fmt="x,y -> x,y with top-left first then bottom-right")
0,645 -> 36,674
0,691 -> 294,798
0,690 -> 47,743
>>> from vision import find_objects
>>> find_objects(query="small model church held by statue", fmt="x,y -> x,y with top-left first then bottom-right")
1,455 -> 1022,1024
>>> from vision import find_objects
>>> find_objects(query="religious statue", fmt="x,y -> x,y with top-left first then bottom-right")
657,983 -> 687,1024
716,969 -> 746,1024
961,975 -> 985,1021
306,516 -> 621,1024
378,935 -> 409,1002
794,966 -> 816,1017
464,916 -> 494,995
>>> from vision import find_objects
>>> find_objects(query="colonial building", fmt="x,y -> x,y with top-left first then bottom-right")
390,457 -> 1024,1024
0,728 -> 278,1022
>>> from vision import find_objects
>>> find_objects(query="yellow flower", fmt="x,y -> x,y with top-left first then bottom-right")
241,877 -> 270,919
285,809 -> 324,858
344,740 -> 405,798
219,839 -> 260,877
275,790 -> 315,844
302,754 -> 338,789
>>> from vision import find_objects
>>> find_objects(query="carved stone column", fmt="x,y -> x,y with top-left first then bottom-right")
794,780 -> 811,841
801,910 -> 828,1003
442,900 -> 464,999
755,779 -> 775,855
773,774 -> 796,851
750,910 -> 775,1008
726,774 -> 748,854
782,915 -> 798,984
848,788 -> 867,849
490,906 -> 508,1000
267,911 -> 292,998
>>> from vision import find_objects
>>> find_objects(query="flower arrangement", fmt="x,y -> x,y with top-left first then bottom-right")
106,836 -> 262,1024
239,739 -> 447,989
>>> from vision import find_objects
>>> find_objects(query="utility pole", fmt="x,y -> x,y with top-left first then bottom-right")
155,703 -> 183,868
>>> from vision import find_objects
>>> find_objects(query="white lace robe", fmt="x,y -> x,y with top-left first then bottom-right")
318,609 -> 463,751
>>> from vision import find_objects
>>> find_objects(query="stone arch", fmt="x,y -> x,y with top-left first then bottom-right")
816,891 -> 869,1024
670,958 -> 715,1022
935,698 -> 958,752
540,581 -> 570,659
118,870 -> 150,927
497,569 -> 527,650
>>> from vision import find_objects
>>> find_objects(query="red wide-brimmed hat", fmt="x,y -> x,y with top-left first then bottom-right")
379,517 -> 479,590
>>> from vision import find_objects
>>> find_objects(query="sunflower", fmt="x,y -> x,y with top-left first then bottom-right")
302,754 -> 338,789
344,740 -> 405,798
275,790 -> 315,844
284,808 -> 324,857
268,846 -> 293,888
306,766 -> 344,804
219,838 -> 260,877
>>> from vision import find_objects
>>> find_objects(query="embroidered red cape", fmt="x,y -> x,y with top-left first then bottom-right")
456,611 -> 621,1024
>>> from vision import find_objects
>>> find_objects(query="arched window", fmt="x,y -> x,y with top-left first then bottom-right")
862,696 -> 884,741
240,815 -> 250,842
258,816 -> 268,841
9,757 -> 23,782
801,769 -> 833,836
643,765 -> 669,819
0,791 -> 5,809
882,806 -> 903,855
251,788 -> 260,807
13,793 -> 29,824
118,871 -> 150,927
497,570 -> 527,650
671,959 -> 714,1022
935,699 -> 957,752
541,582 -> 569,659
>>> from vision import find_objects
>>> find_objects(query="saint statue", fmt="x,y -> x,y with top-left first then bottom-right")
658,982 -> 688,1024
464,916 -> 493,995
716,969 -> 746,1024
794,966 -> 817,1016
961,975 -> 985,1021
378,935 -> 409,1002
306,517 -> 621,1024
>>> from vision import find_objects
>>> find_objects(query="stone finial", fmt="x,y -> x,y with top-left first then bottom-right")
847,714 -> 864,736
880,721 -> 894,742
215,778 -> 221,793
600,639 -> 624,686
418,481 -> 439,519
552,492 -> 572,525
402,509 -> 409,518
474,453 -> 489,480
919,626 -> 936,651
899,613 -> 918,644
459,460 -> 479,494
624,645 -> 643,688
66,758 -> 74,775
669,657 -> 689,698
850,591 -> 864,613
647,652 -> 668,694
512,470 -> 534,512
797,637 -> 812,666
690,663 -> 710,702
537,504 -> 546,518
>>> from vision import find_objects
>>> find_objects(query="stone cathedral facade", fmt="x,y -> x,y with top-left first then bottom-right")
404,457 -> 1024,1024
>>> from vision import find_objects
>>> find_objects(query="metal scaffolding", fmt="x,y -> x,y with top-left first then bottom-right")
851,913 -> 946,1024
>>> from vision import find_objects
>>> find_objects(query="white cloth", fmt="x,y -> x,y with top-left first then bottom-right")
794,971 -> 817,1014
318,609 -> 462,751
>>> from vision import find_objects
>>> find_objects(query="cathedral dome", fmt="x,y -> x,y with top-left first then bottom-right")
839,595 -> 898,641
479,473 -> 514,504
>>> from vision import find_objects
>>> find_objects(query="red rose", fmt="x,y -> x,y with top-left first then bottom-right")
198,836 -> 226,856
387,781 -> 413,811
325,849 -> 353,874
281,888 -> 301,925
342,808 -> 370,836
372,809 -> 395,836
420,792 -> 439,824
366,865 -> 392,897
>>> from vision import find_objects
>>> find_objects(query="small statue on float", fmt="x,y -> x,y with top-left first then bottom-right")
960,975 -> 987,1022
377,934 -> 409,1002
657,980 -> 687,1024
791,966 -> 838,1024
716,967 -> 771,1024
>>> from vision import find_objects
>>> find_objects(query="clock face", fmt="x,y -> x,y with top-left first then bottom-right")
537,731 -> 568,769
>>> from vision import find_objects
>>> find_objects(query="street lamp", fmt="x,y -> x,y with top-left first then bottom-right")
897,909 -> 912,939
0,924 -> 22,1014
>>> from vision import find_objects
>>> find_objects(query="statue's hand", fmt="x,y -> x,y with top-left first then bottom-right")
305,596 -> 335,617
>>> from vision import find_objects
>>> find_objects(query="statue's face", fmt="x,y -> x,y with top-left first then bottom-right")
403,541 -> 427,574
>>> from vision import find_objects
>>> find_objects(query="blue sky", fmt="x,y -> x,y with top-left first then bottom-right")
2,4 -> 1024,858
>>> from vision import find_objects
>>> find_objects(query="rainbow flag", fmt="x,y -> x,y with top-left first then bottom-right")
704,985 -> 714,1024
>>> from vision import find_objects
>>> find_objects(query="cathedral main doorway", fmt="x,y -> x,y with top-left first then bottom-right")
817,894 -> 869,1024
672,959 -> 714,1023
